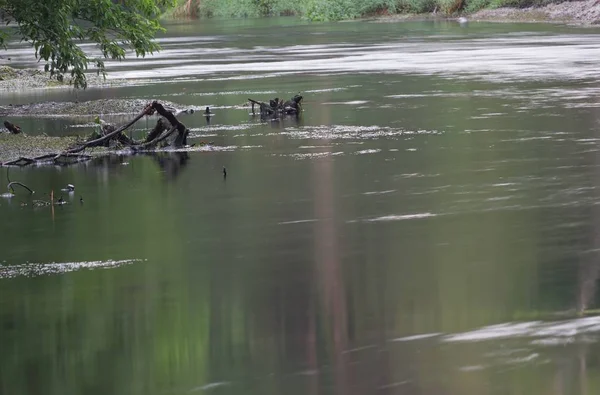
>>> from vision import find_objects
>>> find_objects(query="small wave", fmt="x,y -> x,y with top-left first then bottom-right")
288,152 -> 344,160
278,219 -> 319,225
492,183 -> 517,187
342,345 -> 377,354
190,382 -> 231,392
363,189 -> 395,195
531,337 -> 576,346
305,87 -> 356,93
282,125 -> 441,140
366,213 -> 436,222
188,145 -> 237,152
355,149 -> 381,155
188,125 -> 253,133
444,317 -> 600,343
390,333 -> 442,342
505,353 -> 539,364
190,90 -> 277,97
0,259 -> 144,279
324,100 -> 369,105
397,173 -> 440,178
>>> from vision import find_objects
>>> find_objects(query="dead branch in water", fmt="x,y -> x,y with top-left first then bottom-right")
249,94 -> 303,118
7,181 -> 34,194
1,101 -> 190,167
4,168 -> 34,194
3,121 -> 22,134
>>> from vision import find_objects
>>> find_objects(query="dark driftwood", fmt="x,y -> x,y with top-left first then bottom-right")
248,94 -> 303,117
1,101 -> 190,167
132,125 -> 178,151
4,121 -> 22,134
67,103 -> 153,154
151,101 -> 188,147
144,117 -> 168,143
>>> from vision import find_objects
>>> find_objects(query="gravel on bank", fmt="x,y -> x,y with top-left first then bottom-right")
0,99 -> 192,118
470,0 -> 600,24
372,0 -> 600,24
0,134 -> 79,164
0,65 -> 128,91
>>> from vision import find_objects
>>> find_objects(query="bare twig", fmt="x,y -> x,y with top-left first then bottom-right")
7,181 -> 34,194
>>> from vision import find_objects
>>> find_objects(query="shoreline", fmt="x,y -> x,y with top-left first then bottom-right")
373,0 -> 600,25
0,3 -> 596,107
0,1 -> 597,93
469,0 -> 600,25
0,65 -> 128,91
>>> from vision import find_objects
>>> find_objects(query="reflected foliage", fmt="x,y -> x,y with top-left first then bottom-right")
2,18 -> 600,395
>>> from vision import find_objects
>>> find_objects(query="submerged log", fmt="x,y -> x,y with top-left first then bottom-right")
282,94 -> 303,114
248,94 -> 303,117
4,120 -> 22,134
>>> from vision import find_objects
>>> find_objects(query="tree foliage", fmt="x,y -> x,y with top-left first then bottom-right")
194,0 -> 398,20
0,0 -> 174,88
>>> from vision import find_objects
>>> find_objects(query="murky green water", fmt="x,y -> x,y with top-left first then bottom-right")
3,17 -> 600,395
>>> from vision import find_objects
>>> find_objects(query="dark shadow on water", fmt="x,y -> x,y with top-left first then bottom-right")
151,152 -> 190,182
250,113 -> 303,129
75,151 -> 190,182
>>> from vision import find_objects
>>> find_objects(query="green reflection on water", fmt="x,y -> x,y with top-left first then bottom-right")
1,17 -> 600,395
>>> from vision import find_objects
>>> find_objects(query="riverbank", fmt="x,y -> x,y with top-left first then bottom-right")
0,99 -> 190,119
371,0 -> 600,24
170,0 -> 600,24
0,134 -> 79,164
470,0 -> 600,24
0,66 -> 127,91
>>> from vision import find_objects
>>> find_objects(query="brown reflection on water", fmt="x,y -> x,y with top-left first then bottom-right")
311,88 -> 349,394
577,138 -> 600,314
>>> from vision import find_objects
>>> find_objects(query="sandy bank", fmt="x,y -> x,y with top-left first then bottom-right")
0,99 -> 195,119
471,0 -> 600,24
0,65 -> 127,91
373,0 -> 600,25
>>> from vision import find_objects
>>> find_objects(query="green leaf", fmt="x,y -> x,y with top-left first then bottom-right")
0,0 -> 170,89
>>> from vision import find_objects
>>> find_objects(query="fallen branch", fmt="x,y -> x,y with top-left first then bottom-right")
132,125 -> 178,151
143,117 -> 168,143
1,101 -> 190,167
151,101 -> 188,147
4,121 -> 22,134
7,181 -> 34,194
248,94 -> 303,117
67,103 -> 153,154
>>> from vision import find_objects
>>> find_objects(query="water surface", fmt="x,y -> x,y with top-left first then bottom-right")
2,18 -> 600,395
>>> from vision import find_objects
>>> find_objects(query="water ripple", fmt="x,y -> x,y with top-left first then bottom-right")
0,259 -> 144,279
363,213 -> 437,222
443,317 -> 600,343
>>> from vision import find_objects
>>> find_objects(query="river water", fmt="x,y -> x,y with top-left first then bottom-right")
2,17 -> 600,395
